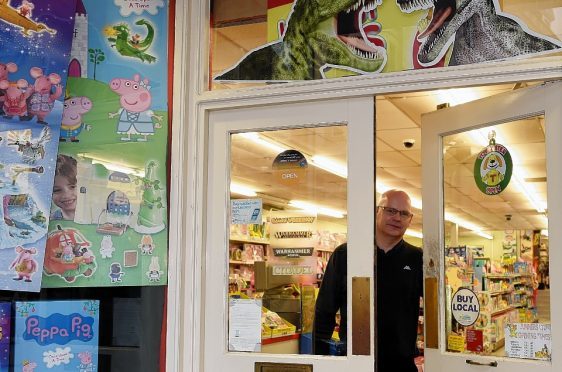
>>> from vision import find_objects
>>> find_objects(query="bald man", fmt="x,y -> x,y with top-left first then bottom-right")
313,190 -> 423,372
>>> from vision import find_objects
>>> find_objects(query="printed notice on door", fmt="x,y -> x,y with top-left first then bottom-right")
229,298 -> 262,352
505,323 -> 552,361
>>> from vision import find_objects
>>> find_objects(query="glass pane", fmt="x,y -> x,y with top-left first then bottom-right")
228,126 -> 348,355
443,116 -> 551,361
209,0 -> 562,90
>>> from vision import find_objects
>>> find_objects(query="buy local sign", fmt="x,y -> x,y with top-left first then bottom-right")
452,288 -> 480,326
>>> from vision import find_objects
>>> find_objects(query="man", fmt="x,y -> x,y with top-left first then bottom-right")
313,190 -> 423,372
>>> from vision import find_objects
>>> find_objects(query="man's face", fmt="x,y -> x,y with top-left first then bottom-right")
376,192 -> 413,239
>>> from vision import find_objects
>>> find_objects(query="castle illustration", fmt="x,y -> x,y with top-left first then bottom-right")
68,0 -> 88,77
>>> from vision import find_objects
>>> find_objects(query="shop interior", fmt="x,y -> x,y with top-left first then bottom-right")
226,82 -> 551,363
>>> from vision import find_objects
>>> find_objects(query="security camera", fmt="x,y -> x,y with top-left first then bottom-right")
403,139 -> 416,149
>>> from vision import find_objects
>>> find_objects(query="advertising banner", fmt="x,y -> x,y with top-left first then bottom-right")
215,0 -> 562,82
0,0 -> 77,291
42,0 -> 169,288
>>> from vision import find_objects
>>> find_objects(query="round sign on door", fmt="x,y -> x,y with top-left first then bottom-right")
451,288 -> 480,326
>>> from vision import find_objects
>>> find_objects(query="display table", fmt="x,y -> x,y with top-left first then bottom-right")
261,334 -> 300,354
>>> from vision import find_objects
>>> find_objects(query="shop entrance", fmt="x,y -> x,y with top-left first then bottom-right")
421,82 -> 561,372
203,98 -> 376,371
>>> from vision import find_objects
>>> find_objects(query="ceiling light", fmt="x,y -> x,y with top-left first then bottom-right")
90,159 -> 145,177
289,200 -> 345,218
239,132 -> 287,153
311,156 -> 347,178
436,88 -> 479,106
445,213 -> 493,240
230,183 -> 257,197
405,229 -> 423,239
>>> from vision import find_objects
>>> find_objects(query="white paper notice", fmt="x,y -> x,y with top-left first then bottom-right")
231,199 -> 263,225
229,298 -> 262,352
505,323 -> 552,360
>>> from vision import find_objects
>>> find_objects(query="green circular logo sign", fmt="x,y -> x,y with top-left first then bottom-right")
474,143 -> 512,195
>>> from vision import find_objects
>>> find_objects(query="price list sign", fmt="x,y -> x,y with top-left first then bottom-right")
505,323 -> 552,361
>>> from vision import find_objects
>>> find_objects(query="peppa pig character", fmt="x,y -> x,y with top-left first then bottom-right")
138,234 -> 154,255
60,96 -> 93,142
9,246 -> 38,282
0,79 -> 33,119
108,74 -> 162,142
99,235 -> 115,258
18,1 -> 34,18
25,67 -> 62,124
109,263 -> 125,283
77,351 -> 94,372
0,61 -> 17,114
61,244 -> 74,263
21,360 -> 37,372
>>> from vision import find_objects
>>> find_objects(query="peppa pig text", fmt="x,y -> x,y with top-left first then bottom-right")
23,313 -> 94,346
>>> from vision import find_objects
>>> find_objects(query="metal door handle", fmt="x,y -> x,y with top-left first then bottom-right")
466,359 -> 498,367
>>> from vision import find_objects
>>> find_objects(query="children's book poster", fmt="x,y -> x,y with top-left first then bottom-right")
42,0 -> 169,288
0,0 -> 77,291
14,300 -> 100,371
0,303 -> 11,371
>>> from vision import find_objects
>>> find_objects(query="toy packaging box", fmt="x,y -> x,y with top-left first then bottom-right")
14,300 -> 100,371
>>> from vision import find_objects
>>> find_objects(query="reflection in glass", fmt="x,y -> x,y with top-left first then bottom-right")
227,126 -> 348,355
443,116 -> 551,360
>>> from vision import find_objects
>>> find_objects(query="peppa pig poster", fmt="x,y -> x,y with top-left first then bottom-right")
0,0 -> 77,292
42,0 -> 169,288
14,300 -> 100,372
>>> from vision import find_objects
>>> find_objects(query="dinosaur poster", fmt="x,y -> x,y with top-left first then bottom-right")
0,0 -> 77,292
215,0 -> 562,82
14,300 -> 100,371
41,0 -> 169,288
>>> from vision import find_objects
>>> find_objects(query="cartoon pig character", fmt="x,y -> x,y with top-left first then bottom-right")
0,62 -> 17,115
18,1 -> 34,18
60,96 -> 93,142
9,246 -> 38,282
0,79 -> 33,118
25,67 -> 62,124
21,360 -> 37,372
77,351 -> 94,372
108,74 -> 162,142
99,235 -> 115,258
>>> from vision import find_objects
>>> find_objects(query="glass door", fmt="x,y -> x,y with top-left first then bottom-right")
422,82 -> 562,372
204,98 -> 375,371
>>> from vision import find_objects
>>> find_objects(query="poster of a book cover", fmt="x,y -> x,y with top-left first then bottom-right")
0,0 -> 77,291
14,300 -> 100,371
42,0 -> 169,288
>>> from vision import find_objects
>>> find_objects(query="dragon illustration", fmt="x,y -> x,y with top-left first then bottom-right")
0,0 -> 56,36
105,19 -> 156,63
215,0 -> 386,81
397,0 -> 562,66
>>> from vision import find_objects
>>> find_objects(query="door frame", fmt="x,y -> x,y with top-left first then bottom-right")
421,82 -> 562,372
168,2 -> 562,371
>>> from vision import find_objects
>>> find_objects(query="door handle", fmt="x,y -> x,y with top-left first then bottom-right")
466,359 -> 498,367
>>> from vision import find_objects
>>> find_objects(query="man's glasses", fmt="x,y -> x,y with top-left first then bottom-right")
377,206 -> 413,220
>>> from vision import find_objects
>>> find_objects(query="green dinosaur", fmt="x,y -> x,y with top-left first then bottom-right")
215,0 -> 386,81
398,0 -> 561,66
106,19 -> 156,63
